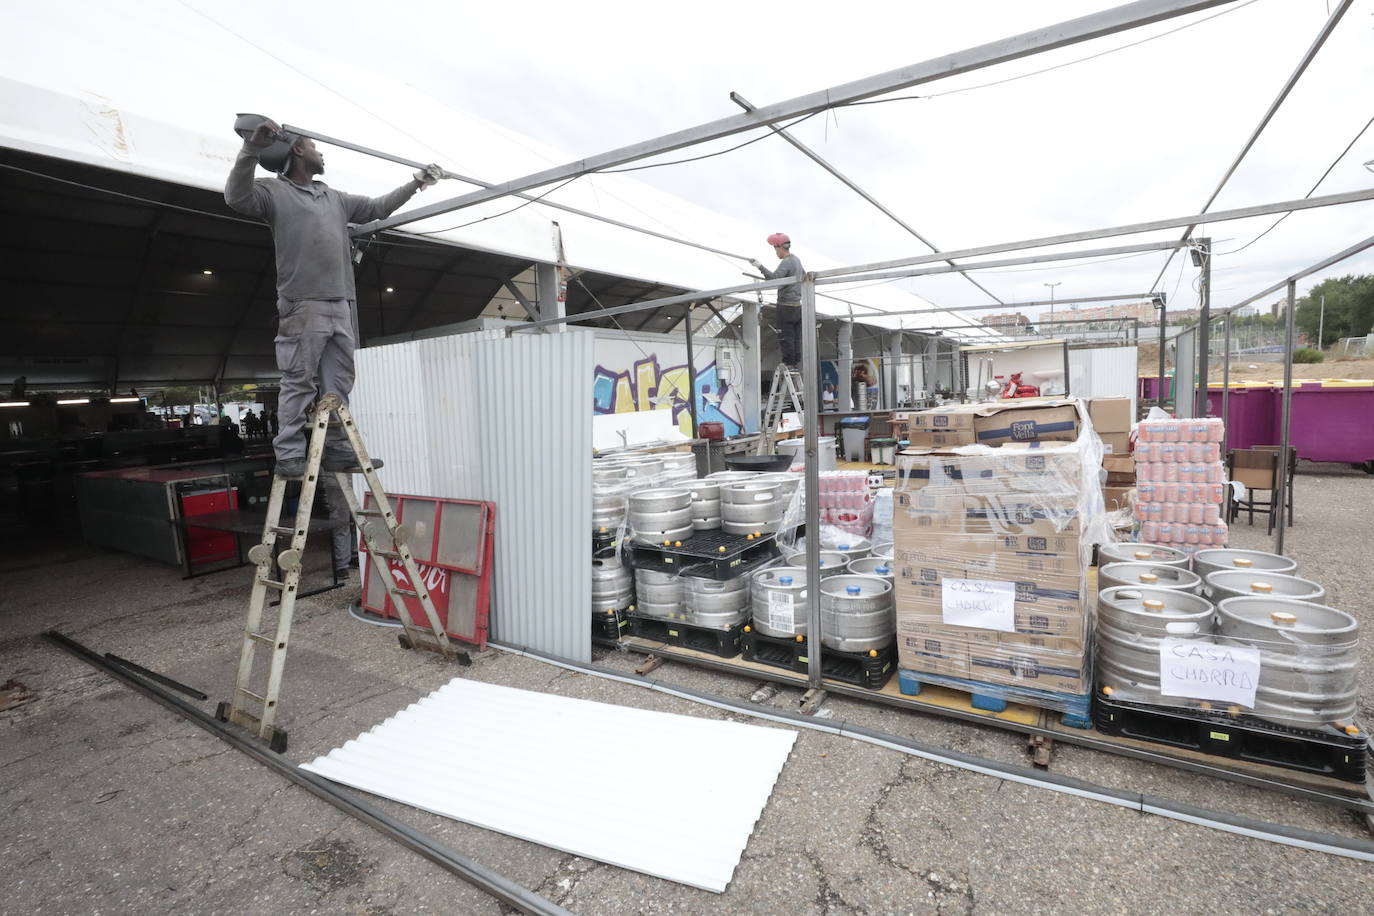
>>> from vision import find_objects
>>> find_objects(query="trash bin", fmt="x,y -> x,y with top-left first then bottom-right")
869,437 -> 897,465
838,417 -> 870,462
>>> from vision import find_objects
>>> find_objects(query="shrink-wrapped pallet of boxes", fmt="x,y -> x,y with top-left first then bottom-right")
891,400 -> 1112,723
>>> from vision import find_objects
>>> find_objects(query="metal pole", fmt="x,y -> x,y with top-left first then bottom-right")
1275,281 -> 1296,555
1221,310 -> 1232,456
800,278 -> 823,689
281,123 -> 751,264
1045,282 -> 1060,324
357,0 -> 1235,235
1147,0 -> 1355,292
1318,294 -> 1325,350
1157,296 -> 1168,408
1194,239 -> 1212,416
684,304 -> 699,438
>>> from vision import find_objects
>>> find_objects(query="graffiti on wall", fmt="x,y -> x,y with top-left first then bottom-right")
593,352 -> 744,437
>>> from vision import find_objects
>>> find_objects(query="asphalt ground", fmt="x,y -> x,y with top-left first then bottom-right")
2,463 -> 1372,914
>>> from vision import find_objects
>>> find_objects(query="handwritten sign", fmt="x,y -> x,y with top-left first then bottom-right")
1158,639 -> 1260,708
767,590 -> 796,633
941,578 -> 1014,632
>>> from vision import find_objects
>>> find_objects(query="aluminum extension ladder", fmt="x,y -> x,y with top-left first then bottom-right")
216,392 -> 463,752
757,363 -> 805,455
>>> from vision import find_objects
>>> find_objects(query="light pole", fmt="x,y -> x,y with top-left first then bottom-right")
1044,282 -> 1061,327
1318,294 -> 1326,350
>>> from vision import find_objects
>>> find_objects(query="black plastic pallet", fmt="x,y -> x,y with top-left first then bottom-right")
1094,692 -> 1370,784
592,531 -> 621,560
821,641 -> 897,691
627,529 -> 782,579
627,612 -> 745,658
741,628 -> 810,674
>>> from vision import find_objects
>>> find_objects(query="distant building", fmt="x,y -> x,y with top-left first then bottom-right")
1052,301 -> 1157,323
979,312 -> 1033,331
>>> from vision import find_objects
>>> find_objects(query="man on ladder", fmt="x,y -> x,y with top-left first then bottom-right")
218,115 -> 460,752
225,114 -> 443,478
749,233 -> 807,455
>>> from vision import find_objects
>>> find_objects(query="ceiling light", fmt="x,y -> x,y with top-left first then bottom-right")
202,269 -> 213,276
0,401 -> 29,408
385,286 -> 395,293
57,398 -> 90,405
110,397 -> 141,404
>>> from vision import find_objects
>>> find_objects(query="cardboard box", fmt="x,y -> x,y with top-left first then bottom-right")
892,569 -> 1085,636
1103,454 -> 1135,481
903,428 -> 977,448
908,404 -> 978,432
898,444 -> 1083,494
896,619 -> 970,678
892,536 -> 1084,578
1102,486 -> 1134,513
1099,432 -> 1131,455
894,493 -> 1085,537
1088,397 -> 1133,434
968,649 -> 1087,694
972,400 -> 1081,447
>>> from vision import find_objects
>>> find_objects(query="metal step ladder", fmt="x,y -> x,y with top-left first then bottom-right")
216,393 -> 464,752
757,363 -> 805,455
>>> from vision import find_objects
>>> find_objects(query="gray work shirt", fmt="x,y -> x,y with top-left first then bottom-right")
759,253 -> 804,305
225,142 -> 420,301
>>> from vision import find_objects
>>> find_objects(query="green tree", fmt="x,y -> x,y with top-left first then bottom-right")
1295,275 -> 1374,349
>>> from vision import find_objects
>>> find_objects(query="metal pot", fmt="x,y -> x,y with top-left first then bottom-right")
870,542 -> 894,561
705,470 -> 760,483
1205,570 -> 1326,605
783,550 -> 849,577
751,566 -> 810,638
683,574 -> 750,628
628,488 -> 693,544
721,481 -> 785,534
634,568 -> 686,619
820,574 -> 895,653
591,559 -> 634,614
592,493 -> 627,532
593,464 -> 629,486
846,557 -> 894,580
688,481 -> 722,531
1098,542 -> 1189,568
1216,597 -> 1359,725
1099,562 -> 1203,594
776,436 -> 837,471
1193,548 -> 1297,580
1096,586 -> 1216,704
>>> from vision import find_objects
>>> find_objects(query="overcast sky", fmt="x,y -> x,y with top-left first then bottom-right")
189,0 -> 1374,326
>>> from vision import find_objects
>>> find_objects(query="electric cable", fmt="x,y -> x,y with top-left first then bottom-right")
415,175 -> 582,235
598,111 -> 825,174
1215,113 -> 1374,256
0,161 -> 259,227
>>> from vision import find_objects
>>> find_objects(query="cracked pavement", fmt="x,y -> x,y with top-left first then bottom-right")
2,465 -> 1373,913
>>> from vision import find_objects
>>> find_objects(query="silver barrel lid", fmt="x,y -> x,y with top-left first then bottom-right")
1193,548 -> 1297,576
1217,597 -> 1358,641
821,574 -> 892,599
1099,542 -> 1189,565
1205,570 -> 1325,601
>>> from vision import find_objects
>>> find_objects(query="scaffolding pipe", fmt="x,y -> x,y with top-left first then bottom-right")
1194,239 -> 1212,416
729,92 -> 1005,305
800,278 -> 823,688
1275,281 -> 1297,556
1147,0 -> 1355,292
1221,310 -> 1232,455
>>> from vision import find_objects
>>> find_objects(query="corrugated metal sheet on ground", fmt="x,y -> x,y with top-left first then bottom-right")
301,677 -> 796,892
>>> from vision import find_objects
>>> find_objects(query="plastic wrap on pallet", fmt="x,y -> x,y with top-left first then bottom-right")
1097,587 -> 1362,731
1131,417 -> 1229,551
888,399 -> 1110,714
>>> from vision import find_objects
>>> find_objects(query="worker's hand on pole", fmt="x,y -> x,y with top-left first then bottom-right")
248,118 -> 284,148
748,258 -> 764,272
413,163 -> 443,187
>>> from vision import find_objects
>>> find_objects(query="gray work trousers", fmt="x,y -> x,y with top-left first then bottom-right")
273,298 -> 356,462
322,476 -> 359,572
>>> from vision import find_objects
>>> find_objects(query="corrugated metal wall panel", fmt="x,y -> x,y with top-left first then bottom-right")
353,329 -> 592,662
471,330 -> 593,660
352,344 -> 433,496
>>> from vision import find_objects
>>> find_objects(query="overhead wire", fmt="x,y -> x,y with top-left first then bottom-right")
598,111 -> 826,174
1214,112 -> 1374,256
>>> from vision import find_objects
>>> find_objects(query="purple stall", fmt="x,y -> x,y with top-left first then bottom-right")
1204,384 -> 1277,452
1199,379 -> 1374,469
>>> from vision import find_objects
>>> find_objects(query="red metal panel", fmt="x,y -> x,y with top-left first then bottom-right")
181,487 -> 239,565
360,492 -> 494,649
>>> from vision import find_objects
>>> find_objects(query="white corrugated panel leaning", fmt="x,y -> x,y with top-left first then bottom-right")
302,677 -> 797,892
